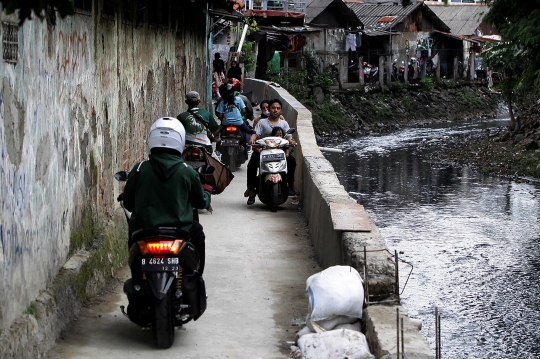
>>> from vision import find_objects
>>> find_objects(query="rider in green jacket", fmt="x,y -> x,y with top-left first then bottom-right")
123,117 -> 211,274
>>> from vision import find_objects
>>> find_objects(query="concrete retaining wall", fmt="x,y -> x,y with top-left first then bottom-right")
0,3 -> 210,357
244,79 -> 433,358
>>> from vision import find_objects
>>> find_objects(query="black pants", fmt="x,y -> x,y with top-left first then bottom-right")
129,221 -> 206,282
247,151 -> 296,191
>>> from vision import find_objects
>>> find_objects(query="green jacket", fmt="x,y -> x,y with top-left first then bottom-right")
177,108 -> 219,153
123,152 -> 211,232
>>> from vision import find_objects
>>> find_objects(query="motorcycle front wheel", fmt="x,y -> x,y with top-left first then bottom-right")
270,182 -> 279,212
153,289 -> 174,349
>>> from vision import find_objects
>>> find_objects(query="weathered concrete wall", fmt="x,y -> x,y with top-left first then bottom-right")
0,2 -> 208,334
244,78 -> 433,358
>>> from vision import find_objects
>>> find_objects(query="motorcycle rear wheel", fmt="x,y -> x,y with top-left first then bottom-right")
270,182 -> 279,212
229,154 -> 236,172
153,289 -> 174,349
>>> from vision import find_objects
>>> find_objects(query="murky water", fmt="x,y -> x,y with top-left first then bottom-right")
321,119 -> 540,358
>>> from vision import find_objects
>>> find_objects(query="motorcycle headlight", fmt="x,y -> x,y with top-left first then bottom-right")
264,139 -> 278,148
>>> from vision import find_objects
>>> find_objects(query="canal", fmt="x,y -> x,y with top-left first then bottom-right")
321,119 -> 540,358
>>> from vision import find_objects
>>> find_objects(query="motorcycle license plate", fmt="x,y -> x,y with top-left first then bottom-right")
184,160 -> 205,170
262,153 -> 285,161
141,257 -> 180,272
221,139 -> 239,147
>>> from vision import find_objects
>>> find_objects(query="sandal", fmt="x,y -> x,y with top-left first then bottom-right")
247,195 -> 256,205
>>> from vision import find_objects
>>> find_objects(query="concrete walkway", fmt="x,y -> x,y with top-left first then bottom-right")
45,164 -> 320,359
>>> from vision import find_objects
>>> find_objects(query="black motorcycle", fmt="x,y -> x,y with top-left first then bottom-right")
218,125 -> 248,172
115,171 -> 207,349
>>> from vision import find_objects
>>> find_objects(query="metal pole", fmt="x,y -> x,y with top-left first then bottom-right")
395,250 -> 400,302
359,55 -> 364,85
435,307 -> 439,359
396,308 -> 400,359
236,24 -> 249,54
437,310 -> 441,358
364,246 -> 369,305
401,317 -> 405,359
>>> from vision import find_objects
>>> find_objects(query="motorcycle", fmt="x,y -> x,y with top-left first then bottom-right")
218,125 -> 248,172
363,62 -> 377,83
114,171 -> 207,348
395,60 -> 405,81
183,144 -> 210,172
253,129 -> 295,212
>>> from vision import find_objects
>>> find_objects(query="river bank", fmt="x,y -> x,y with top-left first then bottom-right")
305,82 -> 540,180
428,103 -> 540,180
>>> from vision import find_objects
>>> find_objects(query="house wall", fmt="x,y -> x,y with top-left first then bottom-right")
0,0 -> 208,332
305,28 -> 347,71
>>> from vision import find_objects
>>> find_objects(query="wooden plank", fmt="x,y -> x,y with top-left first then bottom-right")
329,202 -> 372,232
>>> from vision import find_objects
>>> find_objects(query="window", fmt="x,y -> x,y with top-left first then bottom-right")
2,22 -> 18,64
136,0 -> 147,28
74,0 -> 92,12
123,0 -> 132,24
102,0 -> 116,19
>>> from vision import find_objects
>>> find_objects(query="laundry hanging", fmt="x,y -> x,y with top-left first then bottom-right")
345,33 -> 356,51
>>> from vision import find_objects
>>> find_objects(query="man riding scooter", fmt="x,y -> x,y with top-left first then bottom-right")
244,99 -> 297,205
121,117 -> 212,279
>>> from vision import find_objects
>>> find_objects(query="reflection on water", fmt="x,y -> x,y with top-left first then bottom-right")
322,119 -> 540,358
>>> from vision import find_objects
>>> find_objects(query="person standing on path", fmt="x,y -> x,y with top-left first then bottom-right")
226,60 -> 243,86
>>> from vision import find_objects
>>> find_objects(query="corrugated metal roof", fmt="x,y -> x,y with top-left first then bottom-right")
305,0 -> 333,22
345,1 -> 423,32
305,0 -> 362,27
428,4 -> 488,35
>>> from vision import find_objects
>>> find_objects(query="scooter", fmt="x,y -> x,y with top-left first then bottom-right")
218,125 -> 248,172
114,171 -> 207,349
253,129 -> 295,212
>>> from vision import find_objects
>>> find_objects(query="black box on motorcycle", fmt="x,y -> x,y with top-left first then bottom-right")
182,271 -> 207,321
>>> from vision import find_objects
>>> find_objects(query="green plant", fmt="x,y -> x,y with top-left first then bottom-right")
310,96 -> 347,132
268,69 -> 309,100
242,40 -> 256,72
462,90 -> 481,105
420,77 -> 434,92
392,81 -> 406,91
232,17 -> 259,73
401,95 -> 412,109
25,302 -> 38,318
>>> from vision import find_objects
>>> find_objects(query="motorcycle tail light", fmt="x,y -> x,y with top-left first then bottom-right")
188,147 -> 204,160
139,239 -> 183,255
225,126 -> 238,133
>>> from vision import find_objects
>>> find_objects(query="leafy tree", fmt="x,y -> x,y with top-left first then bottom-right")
1,0 -> 75,24
482,0 -> 540,122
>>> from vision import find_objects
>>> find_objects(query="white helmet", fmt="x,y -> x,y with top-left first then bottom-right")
148,117 -> 186,153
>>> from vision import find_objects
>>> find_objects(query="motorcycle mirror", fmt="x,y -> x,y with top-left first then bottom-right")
114,171 -> 129,182
286,128 -> 296,135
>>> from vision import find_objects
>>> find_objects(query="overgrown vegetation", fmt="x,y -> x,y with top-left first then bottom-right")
420,77 -> 434,92
69,207 -> 100,255
25,302 -> 38,318
304,97 -> 346,131
233,17 -> 259,73
483,0 -> 540,122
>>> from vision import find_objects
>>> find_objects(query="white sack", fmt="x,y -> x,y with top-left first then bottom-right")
305,265 -> 364,322
334,320 -> 361,332
306,315 -> 357,332
298,329 -> 374,359
295,326 -> 314,342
